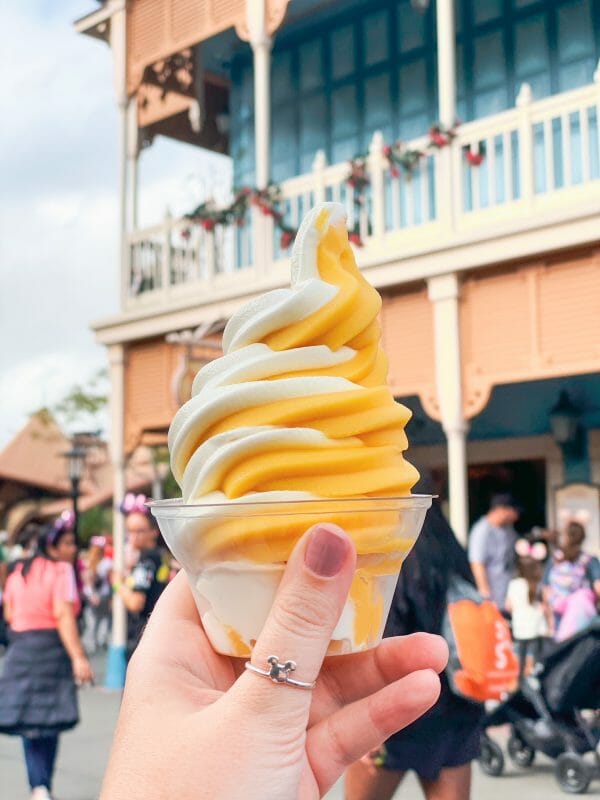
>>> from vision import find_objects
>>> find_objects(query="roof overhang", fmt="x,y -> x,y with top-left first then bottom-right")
73,2 -> 120,42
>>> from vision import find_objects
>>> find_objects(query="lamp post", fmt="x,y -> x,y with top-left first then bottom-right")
63,444 -> 87,543
549,391 -> 582,456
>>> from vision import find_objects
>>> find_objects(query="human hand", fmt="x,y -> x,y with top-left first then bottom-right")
101,524 -> 447,799
72,655 -> 94,686
359,747 -> 385,776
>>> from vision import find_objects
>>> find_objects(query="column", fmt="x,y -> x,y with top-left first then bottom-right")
105,343 -> 128,689
126,98 -> 139,230
435,0 -> 457,231
435,0 -> 457,127
110,2 -> 130,306
247,0 -> 272,189
428,273 -> 469,544
246,0 -> 273,272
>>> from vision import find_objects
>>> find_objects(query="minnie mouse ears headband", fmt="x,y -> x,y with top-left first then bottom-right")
46,509 -> 76,546
119,492 -> 150,516
515,538 -> 548,561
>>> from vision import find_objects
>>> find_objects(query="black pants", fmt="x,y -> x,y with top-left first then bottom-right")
515,637 -> 543,678
22,734 -> 59,790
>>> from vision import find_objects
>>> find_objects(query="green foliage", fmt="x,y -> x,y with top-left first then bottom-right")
162,469 -> 180,499
79,505 -> 113,546
51,367 -> 108,428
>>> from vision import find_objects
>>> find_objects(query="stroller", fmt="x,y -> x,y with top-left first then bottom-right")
479,620 -> 600,794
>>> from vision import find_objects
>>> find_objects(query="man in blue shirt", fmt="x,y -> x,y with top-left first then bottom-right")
468,493 -> 521,608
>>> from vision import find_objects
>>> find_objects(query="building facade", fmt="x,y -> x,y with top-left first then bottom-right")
77,0 -> 600,552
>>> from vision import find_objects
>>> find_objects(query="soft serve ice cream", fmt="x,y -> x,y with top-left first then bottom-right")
160,203 -> 424,656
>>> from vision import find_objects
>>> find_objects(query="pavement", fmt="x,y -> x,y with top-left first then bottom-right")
1,652 -> 598,799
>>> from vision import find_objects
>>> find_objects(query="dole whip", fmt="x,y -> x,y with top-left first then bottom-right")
157,202 -> 427,657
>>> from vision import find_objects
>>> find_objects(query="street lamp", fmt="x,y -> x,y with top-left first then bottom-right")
63,444 -> 87,542
549,390 -> 582,456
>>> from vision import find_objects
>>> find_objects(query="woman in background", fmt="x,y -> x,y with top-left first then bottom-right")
345,480 -> 484,800
0,522 -> 93,800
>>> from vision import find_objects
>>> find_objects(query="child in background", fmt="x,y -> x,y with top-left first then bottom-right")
505,539 -> 550,678
543,521 -> 600,641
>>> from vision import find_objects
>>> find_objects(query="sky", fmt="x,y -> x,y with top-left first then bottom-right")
0,1 -> 231,447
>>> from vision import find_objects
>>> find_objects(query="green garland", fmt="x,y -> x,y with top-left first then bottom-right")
181,121 -> 485,251
182,185 -> 296,249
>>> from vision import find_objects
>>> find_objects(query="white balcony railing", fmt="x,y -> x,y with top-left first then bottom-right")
125,71 -> 600,311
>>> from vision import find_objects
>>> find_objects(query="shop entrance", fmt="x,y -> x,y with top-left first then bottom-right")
431,459 -> 547,535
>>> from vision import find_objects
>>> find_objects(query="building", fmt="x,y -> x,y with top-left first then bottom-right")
76,0 -> 600,553
0,411 -> 157,540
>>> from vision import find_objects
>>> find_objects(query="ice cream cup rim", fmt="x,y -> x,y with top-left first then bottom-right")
147,494 -> 434,518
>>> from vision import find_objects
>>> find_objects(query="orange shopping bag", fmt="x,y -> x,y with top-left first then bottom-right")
444,577 -> 519,702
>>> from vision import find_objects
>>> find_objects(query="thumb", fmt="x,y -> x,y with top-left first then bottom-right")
234,523 -> 356,715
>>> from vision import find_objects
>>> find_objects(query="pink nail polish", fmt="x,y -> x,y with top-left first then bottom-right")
305,526 -> 348,577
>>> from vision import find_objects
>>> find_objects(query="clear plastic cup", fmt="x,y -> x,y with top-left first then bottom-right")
150,495 -> 432,657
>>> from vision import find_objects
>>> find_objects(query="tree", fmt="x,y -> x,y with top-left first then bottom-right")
50,367 -> 109,434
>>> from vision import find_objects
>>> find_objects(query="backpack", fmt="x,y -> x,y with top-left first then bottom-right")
442,576 -> 519,702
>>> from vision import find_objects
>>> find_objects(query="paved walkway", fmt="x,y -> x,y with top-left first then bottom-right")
1,654 -> 597,799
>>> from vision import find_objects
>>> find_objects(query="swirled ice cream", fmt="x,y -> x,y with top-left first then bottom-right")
158,203 -> 425,656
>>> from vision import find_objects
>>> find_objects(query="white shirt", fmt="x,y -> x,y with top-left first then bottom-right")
506,577 -> 548,640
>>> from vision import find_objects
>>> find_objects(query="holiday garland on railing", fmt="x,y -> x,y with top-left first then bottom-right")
181,121 -> 485,250
181,185 -> 296,249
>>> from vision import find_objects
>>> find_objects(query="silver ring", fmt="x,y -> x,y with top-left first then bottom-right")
244,655 -> 316,690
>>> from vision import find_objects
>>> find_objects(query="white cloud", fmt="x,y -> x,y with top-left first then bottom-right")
0,2 -> 232,448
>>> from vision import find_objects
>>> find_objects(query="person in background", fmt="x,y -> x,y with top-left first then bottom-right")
0,523 -> 93,800
468,493 -> 521,608
0,532 -> 8,591
543,521 -> 600,641
505,539 -> 551,677
112,494 -> 168,659
8,523 -> 39,564
82,536 -> 113,652
345,484 -> 484,800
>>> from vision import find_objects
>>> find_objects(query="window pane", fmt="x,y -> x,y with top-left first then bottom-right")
299,38 -> 323,92
300,94 -> 327,154
474,0 -> 503,24
272,105 -> 296,161
331,25 -> 356,80
364,72 -> 393,132
332,83 -> 359,139
473,31 -> 506,90
239,64 -> 254,119
557,0 -> 593,63
365,9 -> 390,66
474,87 -> 508,116
456,42 -> 466,102
399,111 -> 428,139
398,0 -> 426,52
272,50 -> 294,103
399,59 -> 428,114
523,72 -> 552,100
514,16 -> 549,78
332,136 -> 359,163
559,59 -> 594,91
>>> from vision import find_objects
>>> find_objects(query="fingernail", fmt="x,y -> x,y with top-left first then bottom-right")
305,526 -> 348,577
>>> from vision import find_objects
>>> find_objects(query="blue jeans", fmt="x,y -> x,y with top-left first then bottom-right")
22,735 -> 59,790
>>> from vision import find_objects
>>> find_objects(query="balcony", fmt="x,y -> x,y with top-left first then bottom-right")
124,75 -> 600,317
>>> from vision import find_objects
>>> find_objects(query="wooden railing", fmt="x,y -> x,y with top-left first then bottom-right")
125,71 -> 600,310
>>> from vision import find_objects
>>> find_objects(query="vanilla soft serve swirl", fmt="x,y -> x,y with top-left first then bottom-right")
169,202 -> 418,517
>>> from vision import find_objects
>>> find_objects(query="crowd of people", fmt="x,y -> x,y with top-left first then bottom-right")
0,487 -> 598,800
0,496 -> 178,800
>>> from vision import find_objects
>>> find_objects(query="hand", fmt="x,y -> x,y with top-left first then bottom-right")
101,524 -> 447,799
72,655 -> 94,686
359,747 -> 385,776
